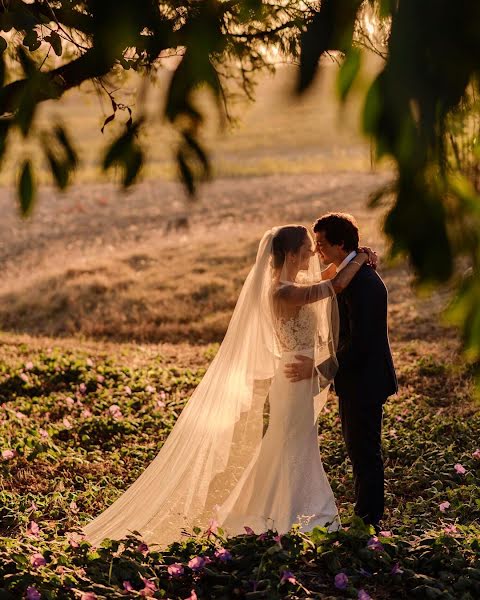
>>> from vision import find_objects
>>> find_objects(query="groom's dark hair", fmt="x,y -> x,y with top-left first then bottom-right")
313,213 -> 359,252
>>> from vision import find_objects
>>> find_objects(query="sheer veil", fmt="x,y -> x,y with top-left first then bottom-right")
83,227 -> 338,548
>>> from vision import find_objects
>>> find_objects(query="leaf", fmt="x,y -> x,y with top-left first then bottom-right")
47,31 -> 62,57
54,126 -> 78,168
337,47 -> 361,102
177,149 -> 195,196
101,113 -> 116,134
18,160 -> 35,217
22,30 -> 41,52
45,148 -> 68,190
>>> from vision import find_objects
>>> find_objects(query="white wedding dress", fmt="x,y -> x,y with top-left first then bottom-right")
217,303 -> 340,534
83,228 -> 340,548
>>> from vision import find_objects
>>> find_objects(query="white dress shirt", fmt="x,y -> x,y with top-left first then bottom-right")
336,250 -> 357,273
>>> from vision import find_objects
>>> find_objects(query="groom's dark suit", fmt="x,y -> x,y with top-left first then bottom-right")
334,262 -> 397,527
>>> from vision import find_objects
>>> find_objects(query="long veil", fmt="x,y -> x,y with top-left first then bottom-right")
83,228 -> 338,548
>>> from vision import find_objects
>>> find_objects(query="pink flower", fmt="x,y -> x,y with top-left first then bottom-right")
86,358 -> 94,367
367,536 -> 384,551
439,501 -> 450,512
62,417 -> 72,429
70,500 -> 79,514
391,562 -> 404,575
123,581 -> 134,591
26,587 -> 41,600
30,553 -> 46,568
30,501 -> 37,511
358,590 -> 372,600
140,577 -> 156,597
145,385 -> 155,394
26,521 -> 40,537
214,548 -> 232,562
65,397 -> 75,407
273,534 -> 283,546
443,523 -> 458,535
244,526 -> 255,535
473,449 -> 480,459
96,374 -> 105,384
454,463 -> 466,475
334,572 -> 349,590
186,591 -> 198,600
137,542 -> 149,555
81,408 -> 92,418
256,532 -> 268,541
80,594 -> 97,600
156,399 -> 166,409
20,373 -> 29,383
395,415 -> 404,422
159,390 -> 167,401
389,428 -> 397,438
124,386 -> 132,395
2,449 -> 15,460
67,531 -> 85,547
280,570 -> 297,585
205,518 -> 218,536
108,405 -> 123,420
79,383 -> 87,394
188,556 -> 206,571
379,530 -> 392,537
25,362 -> 34,371
16,411 -> 27,419
168,563 -> 184,577
38,428 -> 49,439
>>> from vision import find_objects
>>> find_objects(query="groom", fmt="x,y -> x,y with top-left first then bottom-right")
285,212 -> 397,530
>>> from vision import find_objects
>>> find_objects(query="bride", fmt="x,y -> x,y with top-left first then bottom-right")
83,225 -> 370,548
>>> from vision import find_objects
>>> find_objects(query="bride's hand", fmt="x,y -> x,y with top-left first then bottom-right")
358,246 -> 378,269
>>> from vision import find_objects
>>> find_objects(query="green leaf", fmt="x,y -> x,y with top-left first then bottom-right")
22,30 -> 41,52
18,160 -> 35,217
54,126 -> 78,168
337,47 -> 361,102
46,31 -> 62,57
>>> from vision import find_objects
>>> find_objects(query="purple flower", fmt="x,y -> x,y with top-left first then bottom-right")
30,553 -> 46,568
26,521 -> 40,538
358,590 -> 372,600
188,556 -> 206,571
334,572 -> 349,590
205,518 -> 218,536
214,548 -> 232,562
378,530 -> 392,537
140,577 -> 156,597
168,563 -> 184,577
137,542 -> 149,555
256,532 -> 268,541
123,581 -> 133,591
244,526 -> 255,535
391,562 -> 404,575
280,570 -> 297,585
26,586 -> 41,600
439,501 -> 450,512
367,536 -> 384,552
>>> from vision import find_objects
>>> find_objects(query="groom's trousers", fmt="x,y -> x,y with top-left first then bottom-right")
338,394 -> 385,527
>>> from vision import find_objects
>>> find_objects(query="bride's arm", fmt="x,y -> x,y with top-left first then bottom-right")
276,253 -> 368,306
321,263 -> 337,280
330,252 -> 368,293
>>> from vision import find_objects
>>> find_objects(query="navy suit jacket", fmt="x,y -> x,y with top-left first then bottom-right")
334,263 -> 397,402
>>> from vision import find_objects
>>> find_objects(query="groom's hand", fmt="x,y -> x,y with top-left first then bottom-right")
284,355 -> 314,382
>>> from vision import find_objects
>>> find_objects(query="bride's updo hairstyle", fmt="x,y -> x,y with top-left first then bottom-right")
271,225 -> 309,270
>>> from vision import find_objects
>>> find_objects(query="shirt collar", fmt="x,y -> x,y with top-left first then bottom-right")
336,250 -> 357,273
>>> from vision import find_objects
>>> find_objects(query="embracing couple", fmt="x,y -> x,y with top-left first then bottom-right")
84,213 -> 397,547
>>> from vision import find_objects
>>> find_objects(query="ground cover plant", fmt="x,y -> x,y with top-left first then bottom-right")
0,289 -> 479,599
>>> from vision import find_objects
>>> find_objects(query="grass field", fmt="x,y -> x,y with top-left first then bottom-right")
0,64 -> 479,599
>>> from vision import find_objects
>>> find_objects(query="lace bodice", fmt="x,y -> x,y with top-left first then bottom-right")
275,305 -> 317,352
